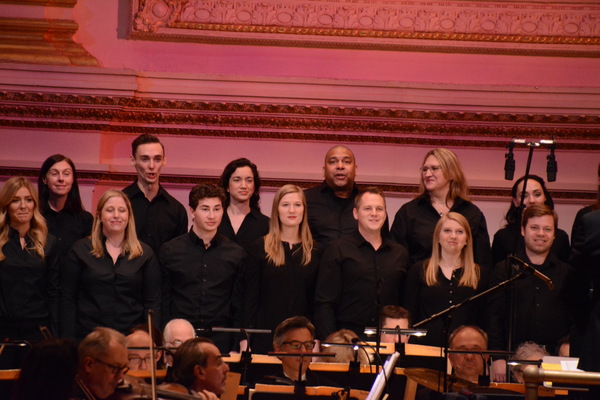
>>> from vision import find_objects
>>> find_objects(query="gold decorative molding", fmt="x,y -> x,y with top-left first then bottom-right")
0,91 -> 598,150
130,0 -> 600,56
0,18 -> 99,66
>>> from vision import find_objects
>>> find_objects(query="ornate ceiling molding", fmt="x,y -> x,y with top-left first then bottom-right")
130,0 -> 600,56
1,90 -> 598,150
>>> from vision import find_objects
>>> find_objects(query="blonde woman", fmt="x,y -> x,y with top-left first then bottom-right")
0,177 -> 59,343
404,212 -> 486,346
61,190 -> 160,340
244,184 -> 320,353
391,148 -> 492,271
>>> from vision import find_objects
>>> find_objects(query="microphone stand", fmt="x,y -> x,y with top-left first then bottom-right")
413,269 -> 530,393
268,352 -> 335,397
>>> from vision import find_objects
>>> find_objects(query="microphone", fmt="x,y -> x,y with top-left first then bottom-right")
509,255 -> 554,290
504,142 -> 515,180
546,143 -> 557,182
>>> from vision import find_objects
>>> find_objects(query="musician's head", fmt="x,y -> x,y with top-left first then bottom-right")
171,337 -> 229,396
78,327 -> 129,399
448,325 -> 489,384
380,305 -> 411,344
521,204 -> 556,259
273,316 -> 316,380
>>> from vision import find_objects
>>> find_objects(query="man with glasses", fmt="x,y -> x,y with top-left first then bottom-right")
74,327 -> 129,399
126,328 -> 162,371
163,318 -> 196,367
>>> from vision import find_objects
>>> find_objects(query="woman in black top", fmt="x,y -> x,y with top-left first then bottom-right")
218,158 -> 269,251
391,148 -> 492,271
0,177 -> 59,343
404,212 -> 485,347
61,189 -> 160,340
492,175 -> 570,265
38,154 -> 93,260
244,184 -> 319,353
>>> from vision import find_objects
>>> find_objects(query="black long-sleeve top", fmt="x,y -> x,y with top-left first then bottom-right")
244,237 -> 320,353
60,238 -> 161,340
0,228 -> 60,337
159,231 -> 246,331
123,181 -> 188,256
305,181 -> 359,248
403,261 -> 487,347
217,208 -> 269,252
390,194 -> 492,272
492,224 -> 570,265
42,207 -> 93,261
314,231 -> 409,340
486,252 -> 573,352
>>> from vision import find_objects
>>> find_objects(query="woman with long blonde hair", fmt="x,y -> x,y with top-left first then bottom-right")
244,184 -> 320,353
404,212 -> 486,346
0,177 -> 60,349
60,189 -> 160,340
390,148 -> 492,271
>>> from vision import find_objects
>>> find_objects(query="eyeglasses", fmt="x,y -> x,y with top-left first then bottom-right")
128,354 -> 157,368
282,340 -> 315,350
420,166 -> 442,174
94,358 -> 130,375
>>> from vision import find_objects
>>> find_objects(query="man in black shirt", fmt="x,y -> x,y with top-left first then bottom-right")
123,134 -> 188,255
160,184 -> 246,353
305,145 -> 359,247
314,187 -> 409,340
488,204 -> 573,382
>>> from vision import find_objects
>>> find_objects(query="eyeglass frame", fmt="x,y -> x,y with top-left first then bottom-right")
93,357 -> 130,375
420,165 -> 443,174
281,340 -> 316,350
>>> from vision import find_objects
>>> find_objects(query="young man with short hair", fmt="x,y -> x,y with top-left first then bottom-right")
123,134 -> 188,255
160,184 -> 245,353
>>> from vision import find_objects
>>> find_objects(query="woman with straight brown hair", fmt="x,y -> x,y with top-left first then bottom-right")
61,189 -> 160,340
244,184 -> 320,353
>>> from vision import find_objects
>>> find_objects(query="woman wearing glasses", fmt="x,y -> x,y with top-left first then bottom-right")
244,185 -> 320,353
60,190 -> 160,340
391,148 -> 492,272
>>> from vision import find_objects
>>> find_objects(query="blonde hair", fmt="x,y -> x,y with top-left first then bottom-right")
90,190 -> 143,260
0,177 -> 48,261
322,329 -> 370,365
420,148 -> 470,203
425,212 -> 479,289
264,185 -> 313,267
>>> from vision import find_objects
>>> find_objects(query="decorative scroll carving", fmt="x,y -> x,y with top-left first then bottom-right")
130,0 -> 600,55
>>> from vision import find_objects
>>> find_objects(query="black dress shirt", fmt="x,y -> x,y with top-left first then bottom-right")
244,237 -> 321,353
486,252 -> 573,352
314,231 -> 409,340
159,231 -> 246,351
42,207 -> 93,260
404,262 -> 487,347
60,238 -> 161,340
217,208 -> 269,252
492,224 -> 570,265
390,194 -> 492,272
305,181 -> 359,247
0,228 -> 60,338
122,181 -> 188,255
